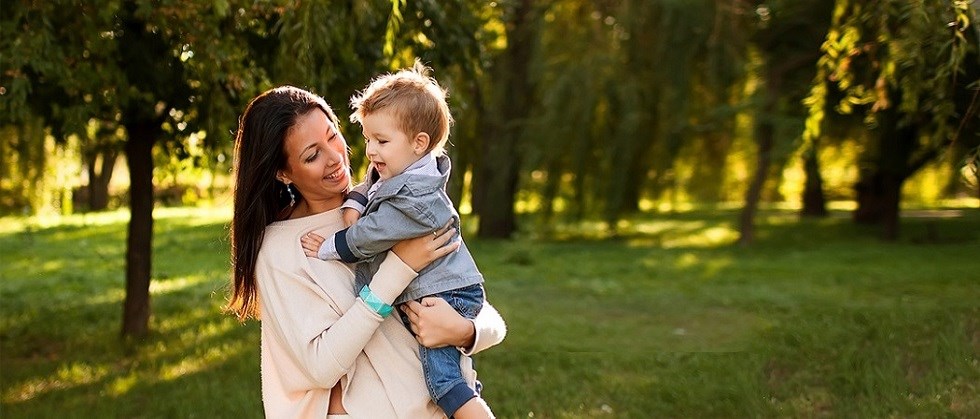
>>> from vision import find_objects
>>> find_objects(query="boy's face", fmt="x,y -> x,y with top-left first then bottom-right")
361,110 -> 426,180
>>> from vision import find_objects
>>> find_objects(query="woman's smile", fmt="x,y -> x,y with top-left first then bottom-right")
325,165 -> 347,182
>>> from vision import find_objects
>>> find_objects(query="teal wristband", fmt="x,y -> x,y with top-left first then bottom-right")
358,285 -> 393,318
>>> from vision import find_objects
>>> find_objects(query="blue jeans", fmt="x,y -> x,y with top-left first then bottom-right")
403,284 -> 484,417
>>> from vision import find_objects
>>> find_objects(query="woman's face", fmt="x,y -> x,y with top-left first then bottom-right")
278,109 -> 351,209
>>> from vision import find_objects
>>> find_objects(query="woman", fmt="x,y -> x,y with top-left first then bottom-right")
228,86 -> 506,418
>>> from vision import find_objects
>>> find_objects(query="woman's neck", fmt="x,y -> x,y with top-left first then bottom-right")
288,197 -> 343,219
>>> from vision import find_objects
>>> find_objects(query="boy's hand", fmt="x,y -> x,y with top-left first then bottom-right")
342,208 -> 361,227
301,232 -> 326,258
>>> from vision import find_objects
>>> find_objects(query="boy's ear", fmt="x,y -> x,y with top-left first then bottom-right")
413,132 -> 430,155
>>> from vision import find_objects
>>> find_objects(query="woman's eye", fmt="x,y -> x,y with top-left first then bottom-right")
305,151 -> 318,163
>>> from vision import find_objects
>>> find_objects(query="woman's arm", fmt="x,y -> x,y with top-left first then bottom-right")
260,252 -> 415,389
261,227 -> 460,388
401,298 -> 507,355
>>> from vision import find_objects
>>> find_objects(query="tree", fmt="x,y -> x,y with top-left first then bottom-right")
3,0 -> 494,335
524,0 -> 748,229
270,0 -> 486,154
472,0 -> 541,238
3,0 -> 273,336
806,0 -> 980,240
81,120 -> 122,211
739,0 -> 833,245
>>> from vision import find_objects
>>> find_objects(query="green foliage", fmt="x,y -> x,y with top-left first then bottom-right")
524,0 -> 755,224
268,0 -> 487,174
0,0 -> 286,215
807,0 -> 980,154
2,207 -> 978,417
1,0 -> 974,226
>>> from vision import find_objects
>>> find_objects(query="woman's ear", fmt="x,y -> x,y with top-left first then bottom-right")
276,170 -> 291,185
413,132 -> 431,155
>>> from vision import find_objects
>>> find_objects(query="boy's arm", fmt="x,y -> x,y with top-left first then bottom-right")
342,181 -> 370,216
331,193 -> 454,263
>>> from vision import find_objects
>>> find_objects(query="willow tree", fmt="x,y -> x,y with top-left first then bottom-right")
522,1 -> 614,223
805,0 -> 980,240
738,0 -> 833,245
271,0 -> 488,201
4,0 -> 273,336
522,0 -> 750,230
471,0 -> 542,238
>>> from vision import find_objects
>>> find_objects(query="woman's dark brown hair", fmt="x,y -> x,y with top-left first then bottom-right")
228,86 -> 338,320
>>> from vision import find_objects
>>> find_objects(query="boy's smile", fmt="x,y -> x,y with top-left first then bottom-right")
361,111 -> 425,180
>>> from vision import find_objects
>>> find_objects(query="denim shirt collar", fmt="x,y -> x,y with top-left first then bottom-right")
369,152 -> 450,200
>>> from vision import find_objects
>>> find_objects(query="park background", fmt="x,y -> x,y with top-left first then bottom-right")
1,0 -> 979,417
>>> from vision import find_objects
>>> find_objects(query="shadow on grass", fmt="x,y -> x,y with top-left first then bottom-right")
2,207 -> 978,417
1,216 -> 264,417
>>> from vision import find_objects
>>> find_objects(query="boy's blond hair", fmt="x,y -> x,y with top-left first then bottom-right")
350,60 -> 454,154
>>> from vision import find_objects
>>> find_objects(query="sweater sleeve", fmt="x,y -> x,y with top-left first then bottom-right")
461,300 -> 507,356
259,251 -> 417,389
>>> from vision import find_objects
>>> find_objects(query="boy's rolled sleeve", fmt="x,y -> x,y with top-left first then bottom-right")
331,227 -> 359,263
342,190 -> 369,214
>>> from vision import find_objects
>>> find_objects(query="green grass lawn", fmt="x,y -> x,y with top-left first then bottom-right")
1,207 -> 978,418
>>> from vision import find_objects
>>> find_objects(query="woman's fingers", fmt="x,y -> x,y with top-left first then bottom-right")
401,301 -> 420,321
432,226 -> 460,256
433,220 -> 454,237
433,226 -> 456,245
407,297 -> 459,348
390,223 -> 459,271
401,302 -> 422,335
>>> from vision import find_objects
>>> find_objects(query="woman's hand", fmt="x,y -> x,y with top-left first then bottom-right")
390,222 -> 460,272
400,297 -> 476,349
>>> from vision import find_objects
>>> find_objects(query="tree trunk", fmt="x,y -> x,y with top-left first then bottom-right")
853,171 -> 902,240
476,120 -> 520,238
800,142 -> 827,217
853,105 -> 919,241
540,159 -> 562,223
476,0 -> 535,239
690,132 -> 733,202
739,66 -> 781,245
738,117 -> 774,245
604,129 -> 654,228
121,121 -> 158,337
86,148 -> 118,211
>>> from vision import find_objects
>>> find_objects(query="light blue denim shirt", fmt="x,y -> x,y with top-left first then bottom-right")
320,153 -> 483,304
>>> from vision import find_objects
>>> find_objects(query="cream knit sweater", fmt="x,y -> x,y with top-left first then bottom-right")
255,207 -> 505,418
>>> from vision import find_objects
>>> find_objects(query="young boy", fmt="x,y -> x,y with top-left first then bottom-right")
301,61 -> 494,419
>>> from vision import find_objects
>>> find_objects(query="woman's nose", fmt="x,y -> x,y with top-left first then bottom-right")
324,146 -> 342,166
